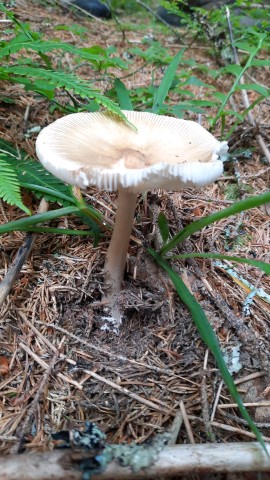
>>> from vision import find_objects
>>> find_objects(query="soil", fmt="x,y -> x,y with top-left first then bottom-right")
0,1 -> 269,479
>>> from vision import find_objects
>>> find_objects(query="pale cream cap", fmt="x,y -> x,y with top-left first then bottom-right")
36,110 -> 228,192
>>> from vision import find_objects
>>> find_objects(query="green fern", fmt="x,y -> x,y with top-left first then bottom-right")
0,139 -> 74,207
0,38 -> 128,70
1,66 -> 125,118
0,154 -> 31,215
0,3 -> 127,119
0,4 -> 127,70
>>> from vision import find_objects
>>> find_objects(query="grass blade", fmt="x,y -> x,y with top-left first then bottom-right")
152,49 -> 185,114
0,206 -> 79,234
170,253 -> 270,275
14,227 -> 95,235
149,248 -> 268,454
160,192 -> 270,256
20,183 -> 76,205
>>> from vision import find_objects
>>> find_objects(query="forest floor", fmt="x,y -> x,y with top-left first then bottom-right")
0,1 -> 270,479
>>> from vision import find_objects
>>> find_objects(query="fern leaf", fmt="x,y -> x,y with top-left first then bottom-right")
0,154 -> 31,214
0,38 -> 128,70
0,139 -> 73,206
2,66 -> 125,119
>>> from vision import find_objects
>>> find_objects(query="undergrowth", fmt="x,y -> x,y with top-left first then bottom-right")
0,0 -> 270,453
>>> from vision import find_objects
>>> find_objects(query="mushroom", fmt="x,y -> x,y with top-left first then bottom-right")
36,110 -> 228,324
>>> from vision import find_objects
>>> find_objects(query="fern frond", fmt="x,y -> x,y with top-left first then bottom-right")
0,39 -> 128,70
2,66 -> 125,119
0,154 -> 31,215
0,139 -> 73,206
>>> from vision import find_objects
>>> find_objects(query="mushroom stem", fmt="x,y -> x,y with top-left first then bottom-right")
104,188 -> 137,302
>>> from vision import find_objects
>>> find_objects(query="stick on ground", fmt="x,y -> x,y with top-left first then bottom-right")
0,198 -> 49,308
1,442 -> 270,479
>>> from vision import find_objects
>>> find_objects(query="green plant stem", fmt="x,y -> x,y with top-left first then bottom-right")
224,95 -> 264,140
210,35 -> 266,130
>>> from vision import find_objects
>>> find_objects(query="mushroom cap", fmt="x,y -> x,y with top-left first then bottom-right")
36,110 -> 228,193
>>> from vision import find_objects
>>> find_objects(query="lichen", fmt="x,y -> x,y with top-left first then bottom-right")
104,432 -> 171,472
53,423 -> 171,480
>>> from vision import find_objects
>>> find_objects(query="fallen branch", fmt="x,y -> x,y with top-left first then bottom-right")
1,442 -> 270,479
0,198 -> 49,308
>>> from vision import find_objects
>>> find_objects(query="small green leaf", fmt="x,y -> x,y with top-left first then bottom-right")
114,78 -> 133,110
158,212 -> 170,245
187,99 -> 218,107
236,83 -> 269,97
183,76 -> 214,87
175,89 -> 195,97
221,64 -> 243,76
251,59 -> 270,67
212,91 -> 227,102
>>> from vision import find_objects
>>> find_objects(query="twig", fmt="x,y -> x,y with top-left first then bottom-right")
201,349 -> 215,440
19,313 -> 76,367
179,401 -> 195,444
19,342 -> 82,390
219,410 -> 270,429
167,410 -> 183,445
219,401 -> 270,409
82,368 -> 172,414
210,421 -> 270,442
188,414 -> 270,442
210,380 -> 223,422
234,372 -> 265,385
1,442 -> 270,479
219,166 -> 270,182
181,193 -> 233,204
0,198 -> 49,308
